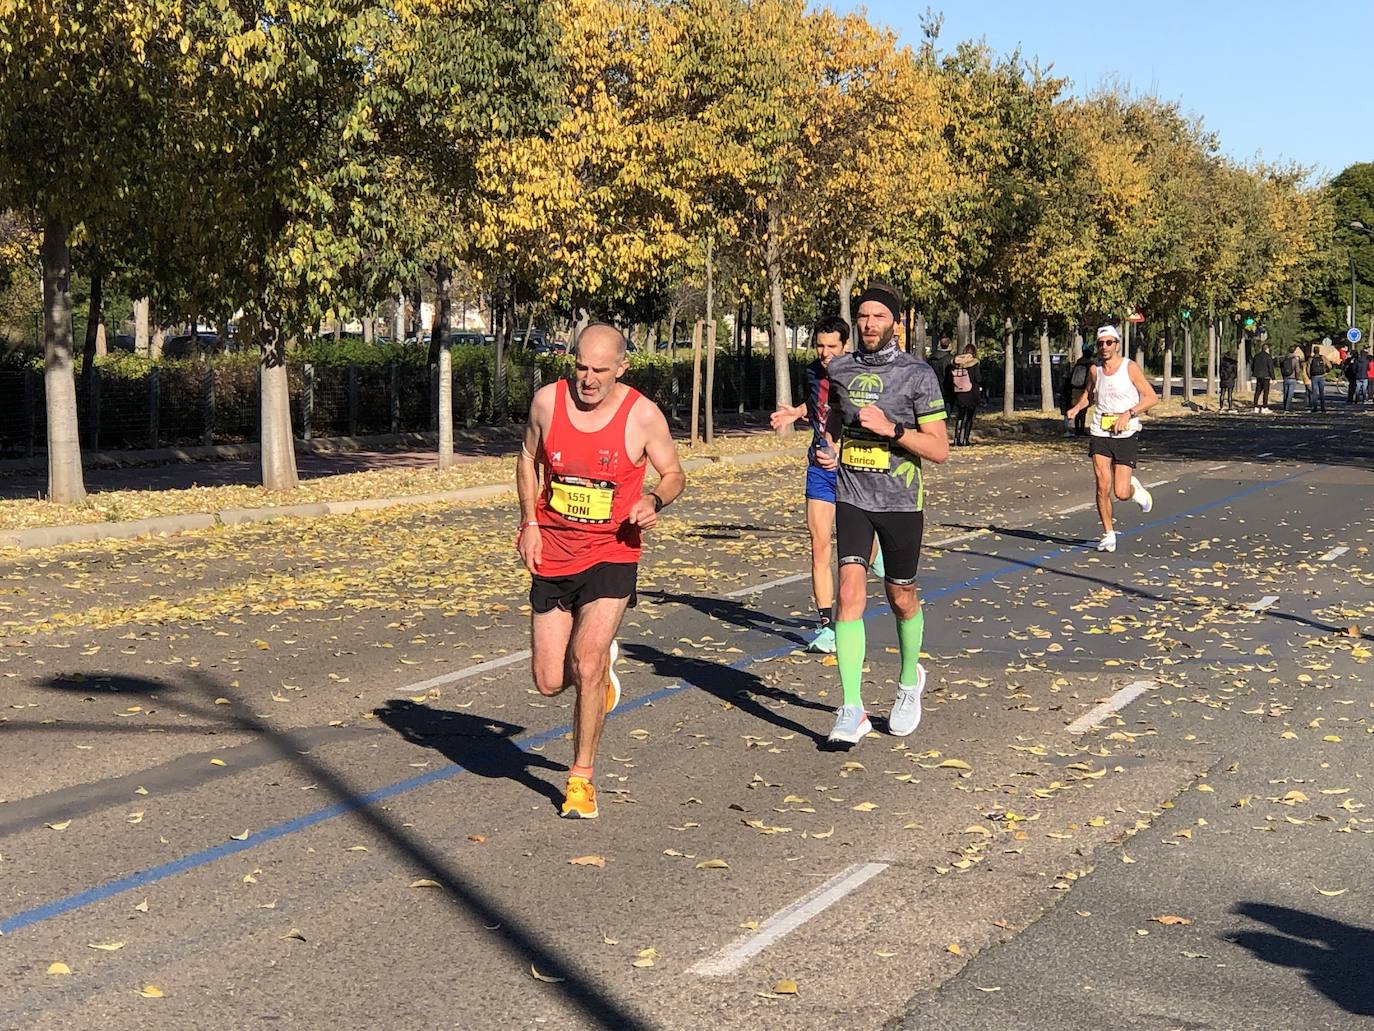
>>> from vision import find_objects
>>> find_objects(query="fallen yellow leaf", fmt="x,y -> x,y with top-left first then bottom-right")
138,985 -> 164,998
47,962 -> 72,976
569,855 -> 606,868
531,964 -> 565,983
772,978 -> 799,995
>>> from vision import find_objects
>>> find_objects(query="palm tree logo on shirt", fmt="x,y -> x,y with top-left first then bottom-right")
892,460 -> 917,488
848,372 -> 884,407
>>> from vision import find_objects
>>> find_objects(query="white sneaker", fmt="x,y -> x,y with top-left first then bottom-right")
1096,531 -> 1118,553
827,705 -> 872,746
888,664 -> 926,737
1130,476 -> 1153,513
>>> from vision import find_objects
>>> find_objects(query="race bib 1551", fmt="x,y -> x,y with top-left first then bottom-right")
548,475 -> 615,523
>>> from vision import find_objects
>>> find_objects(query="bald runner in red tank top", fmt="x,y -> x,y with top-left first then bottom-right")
535,378 -> 648,576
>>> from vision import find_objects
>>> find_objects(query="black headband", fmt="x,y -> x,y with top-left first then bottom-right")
856,287 -> 902,322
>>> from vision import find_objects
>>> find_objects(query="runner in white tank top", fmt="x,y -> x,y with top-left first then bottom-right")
1065,325 -> 1161,553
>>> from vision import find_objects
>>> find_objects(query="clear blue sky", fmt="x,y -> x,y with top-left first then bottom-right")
843,0 -> 1372,181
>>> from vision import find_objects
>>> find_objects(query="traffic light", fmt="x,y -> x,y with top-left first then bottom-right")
1181,309 -> 1191,320
1244,317 -> 1256,329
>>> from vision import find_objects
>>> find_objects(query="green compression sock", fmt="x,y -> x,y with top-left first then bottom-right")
834,619 -> 866,708
897,608 -> 925,685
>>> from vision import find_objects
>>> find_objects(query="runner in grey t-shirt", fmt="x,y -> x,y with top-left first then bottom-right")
815,282 -> 949,748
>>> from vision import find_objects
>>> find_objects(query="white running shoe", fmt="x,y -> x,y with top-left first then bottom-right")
827,705 -> 872,745
1130,476 -> 1153,513
1097,531 -> 1118,553
888,664 -> 926,737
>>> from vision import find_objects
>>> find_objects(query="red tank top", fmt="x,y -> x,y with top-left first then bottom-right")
534,379 -> 647,576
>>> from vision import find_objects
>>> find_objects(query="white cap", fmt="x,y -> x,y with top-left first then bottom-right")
1096,325 -> 1121,342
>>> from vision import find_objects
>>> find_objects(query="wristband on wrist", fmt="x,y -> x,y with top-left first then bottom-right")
649,492 -> 664,513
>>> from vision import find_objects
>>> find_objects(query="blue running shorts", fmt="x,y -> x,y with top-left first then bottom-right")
805,464 -> 837,504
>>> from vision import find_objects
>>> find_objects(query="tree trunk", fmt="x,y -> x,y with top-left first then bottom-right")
1206,313 -> 1218,399
838,266 -> 857,329
493,289 -> 510,421
1162,322 -> 1174,406
1002,318 -> 1015,417
1070,328 -> 1083,362
432,259 -> 453,468
1183,325 -> 1194,405
362,310 -> 375,344
41,217 -> 86,503
765,203 -> 794,428
134,296 -> 150,355
1038,318 -> 1053,412
689,319 -> 703,446
151,323 -> 164,360
258,317 -> 299,491
957,309 -> 972,352
704,238 -> 716,444
914,312 -> 928,356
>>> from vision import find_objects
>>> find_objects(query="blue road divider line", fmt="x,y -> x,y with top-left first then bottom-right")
0,465 -> 1309,937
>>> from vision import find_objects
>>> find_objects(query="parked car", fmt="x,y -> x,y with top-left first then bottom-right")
512,329 -> 552,353
163,332 -> 231,358
449,331 -> 489,347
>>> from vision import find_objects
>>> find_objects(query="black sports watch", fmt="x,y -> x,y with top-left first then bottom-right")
650,492 -> 664,512
890,422 -> 907,440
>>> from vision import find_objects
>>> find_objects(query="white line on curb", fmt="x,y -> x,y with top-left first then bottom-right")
1246,595 -> 1280,612
1320,546 -> 1349,562
689,862 -> 891,976
1064,680 -> 1155,736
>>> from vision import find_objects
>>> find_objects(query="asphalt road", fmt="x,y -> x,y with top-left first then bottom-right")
0,406 -> 1370,1031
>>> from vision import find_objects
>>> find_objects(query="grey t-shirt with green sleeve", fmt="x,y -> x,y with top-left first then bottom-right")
826,342 -> 947,512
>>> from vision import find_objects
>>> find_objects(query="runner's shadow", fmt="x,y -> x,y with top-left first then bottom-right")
639,589 -> 808,642
1228,902 -> 1374,1016
620,642 -> 829,744
373,700 -> 566,810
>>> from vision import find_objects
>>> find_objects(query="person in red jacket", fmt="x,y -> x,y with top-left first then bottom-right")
516,323 -> 686,818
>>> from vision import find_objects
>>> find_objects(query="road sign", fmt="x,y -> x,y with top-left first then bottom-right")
1128,312 -> 1145,323
1348,327 -> 1362,344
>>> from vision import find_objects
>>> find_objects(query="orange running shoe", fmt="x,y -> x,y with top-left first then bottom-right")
561,775 -> 598,819
604,639 -> 621,715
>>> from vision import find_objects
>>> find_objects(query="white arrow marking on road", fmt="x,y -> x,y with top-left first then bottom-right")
1064,680 -> 1155,736
1320,546 -> 1349,562
689,861 -> 891,976
1246,595 -> 1280,612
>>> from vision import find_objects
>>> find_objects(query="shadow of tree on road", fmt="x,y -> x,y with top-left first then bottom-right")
374,699 -> 565,811
1229,902 -> 1374,1017
18,671 -> 652,1031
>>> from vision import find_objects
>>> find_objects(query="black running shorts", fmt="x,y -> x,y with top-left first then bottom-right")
836,502 -> 924,586
1088,434 -> 1139,468
530,561 -> 638,614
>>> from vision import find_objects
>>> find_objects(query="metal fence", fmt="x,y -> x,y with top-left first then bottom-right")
0,352 -> 813,458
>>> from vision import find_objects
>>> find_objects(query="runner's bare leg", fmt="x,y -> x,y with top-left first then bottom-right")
567,595 -> 631,770
531,607 -> 575,696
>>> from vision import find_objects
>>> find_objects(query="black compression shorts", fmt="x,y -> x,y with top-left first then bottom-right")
836,502 -> 924,586
1088,435 -> 1139,468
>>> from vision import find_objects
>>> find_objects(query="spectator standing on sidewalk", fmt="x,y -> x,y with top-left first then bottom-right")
1061,344 -> 1095,435
1353,345 -> 1371,403
1279,345 -> 1305,412
1307,347 -> 1329,412
1219,351 -> 1238,411
929,337 -> 955,417
949,343 -> 982,446
1251,341 -> 1275,413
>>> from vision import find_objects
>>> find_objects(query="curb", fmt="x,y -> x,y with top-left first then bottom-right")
0,446 -> 802,553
